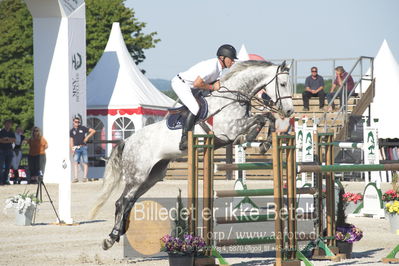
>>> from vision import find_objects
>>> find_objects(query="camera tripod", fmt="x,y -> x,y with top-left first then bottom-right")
33,174 -> 61,224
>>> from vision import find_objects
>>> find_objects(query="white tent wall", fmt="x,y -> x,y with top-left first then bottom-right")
354,40 -> 399,138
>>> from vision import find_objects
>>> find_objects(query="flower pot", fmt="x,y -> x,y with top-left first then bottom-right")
168,253 -> 194,266
387,213 -> 399,234
15,205 -> 35,226
336,240 -> 353,259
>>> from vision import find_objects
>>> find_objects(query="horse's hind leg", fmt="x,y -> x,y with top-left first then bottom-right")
102,184 -> 133,250
103,159 -> 170,250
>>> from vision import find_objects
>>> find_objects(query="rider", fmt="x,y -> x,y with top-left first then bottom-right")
171,44 -> 237,150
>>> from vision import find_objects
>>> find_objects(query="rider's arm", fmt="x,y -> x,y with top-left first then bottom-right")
193,76 -> 220,91
84,128 -> 96,144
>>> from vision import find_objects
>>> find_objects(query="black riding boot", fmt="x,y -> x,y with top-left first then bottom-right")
179,112 -> 196,150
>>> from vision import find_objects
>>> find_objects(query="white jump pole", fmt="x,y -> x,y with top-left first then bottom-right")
25,0 -> 87,224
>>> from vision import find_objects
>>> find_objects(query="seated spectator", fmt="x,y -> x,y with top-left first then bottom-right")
327,66 -> 355,111
302,67 -> 326,111
275,113 -> 291,135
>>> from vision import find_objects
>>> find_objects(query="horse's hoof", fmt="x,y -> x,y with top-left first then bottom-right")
259,142 -> 271,154
102,238 -> 114,250
233,135 -> 246,145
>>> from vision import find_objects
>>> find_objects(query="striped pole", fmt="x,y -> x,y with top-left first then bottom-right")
215,187 -> 316,198
329,142 -> 363,149
298,163 -> 399,173
215,162 -> 281,172
318,141 -> 363,148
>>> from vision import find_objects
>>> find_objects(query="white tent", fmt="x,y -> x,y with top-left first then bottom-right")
87,22 -> 174,177
366,40 -> 399,138
237,44 -> 250,61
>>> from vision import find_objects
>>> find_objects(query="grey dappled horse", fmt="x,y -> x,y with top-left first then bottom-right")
89,60 -> 294,250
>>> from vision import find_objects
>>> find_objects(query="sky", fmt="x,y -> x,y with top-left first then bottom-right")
125,0 -> 399,80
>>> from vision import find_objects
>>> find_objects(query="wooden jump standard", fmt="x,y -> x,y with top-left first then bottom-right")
187,132 -> 310,266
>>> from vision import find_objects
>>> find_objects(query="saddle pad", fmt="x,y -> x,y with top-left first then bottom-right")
166,96 -> 208,130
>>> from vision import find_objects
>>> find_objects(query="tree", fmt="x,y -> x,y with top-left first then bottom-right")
0,0 -> 160,129
86,0 -> 160,74
0,0 -> 34,129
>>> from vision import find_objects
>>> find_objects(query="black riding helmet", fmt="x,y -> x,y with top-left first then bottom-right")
216,44 -> 237,60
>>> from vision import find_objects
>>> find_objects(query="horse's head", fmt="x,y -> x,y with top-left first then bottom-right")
220,60 -> 294,117
263,61 -> 294,117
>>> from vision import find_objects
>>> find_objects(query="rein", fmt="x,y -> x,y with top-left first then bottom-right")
205,62 -> 292,119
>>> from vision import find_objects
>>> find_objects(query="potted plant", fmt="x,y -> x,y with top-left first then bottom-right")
335,224 -> 363,258
160,234 -> 206,266
160,189 -> 206,266
382,189 -> 399,202
4,190 -> 39,226
342,192 -> 363,215
334,187 -> 363,258
384,201 -> 399,233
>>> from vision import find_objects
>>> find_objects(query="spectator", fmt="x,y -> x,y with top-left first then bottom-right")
0,119 -> 16,185
327,66 -> 355,111
27,127 -> 48,183
302,67 -> 326,111
11,126 -> 25,184
275,113 -> 291,135
70,117 -> 96,183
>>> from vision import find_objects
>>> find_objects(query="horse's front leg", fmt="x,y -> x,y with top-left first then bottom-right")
233,114 -> 267,145
259,112 -> 276,154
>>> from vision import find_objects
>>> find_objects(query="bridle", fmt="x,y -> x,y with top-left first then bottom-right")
208,62 -> 292,116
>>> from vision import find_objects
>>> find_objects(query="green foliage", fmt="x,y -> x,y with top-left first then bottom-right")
171,189 -> 188,238
162,90 -> 178,101
0,0 -> 159,129
0,0 -> 34,128
86,0 -> 160,74
296,79 -> 333,94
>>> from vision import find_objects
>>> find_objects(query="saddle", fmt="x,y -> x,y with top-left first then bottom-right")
166,89 -> 209,130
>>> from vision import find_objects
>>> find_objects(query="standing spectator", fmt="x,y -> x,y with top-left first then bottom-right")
0,119 -> 16,185
70,117 -> 96,183
275,113 -> 291,135
27,127 -> 48,183
11,126 -> 25,184
327,66 -> 355,111
302,67 -> 326,111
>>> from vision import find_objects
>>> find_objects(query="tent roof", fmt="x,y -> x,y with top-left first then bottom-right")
237,44 -> 266,61
87,22 -> 174,110
369,40 -> 399,138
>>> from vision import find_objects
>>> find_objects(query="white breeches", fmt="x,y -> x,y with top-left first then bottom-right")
171,76 -> 199,115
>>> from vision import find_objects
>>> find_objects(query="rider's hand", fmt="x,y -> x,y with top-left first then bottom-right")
212,81 -> 221,91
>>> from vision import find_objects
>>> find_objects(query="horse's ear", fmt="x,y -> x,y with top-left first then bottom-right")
280,60 -> 290,72
280,60 -> 286,70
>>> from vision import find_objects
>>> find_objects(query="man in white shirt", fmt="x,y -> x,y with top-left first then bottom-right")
171,44 -> 237,150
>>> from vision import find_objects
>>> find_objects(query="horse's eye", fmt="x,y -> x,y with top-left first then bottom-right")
280,82 -> 286,87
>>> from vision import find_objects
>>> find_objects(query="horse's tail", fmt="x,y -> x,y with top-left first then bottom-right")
88,142 -> 125,219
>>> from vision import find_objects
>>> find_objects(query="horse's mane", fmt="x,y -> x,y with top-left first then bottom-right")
221,60 -> 275,82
